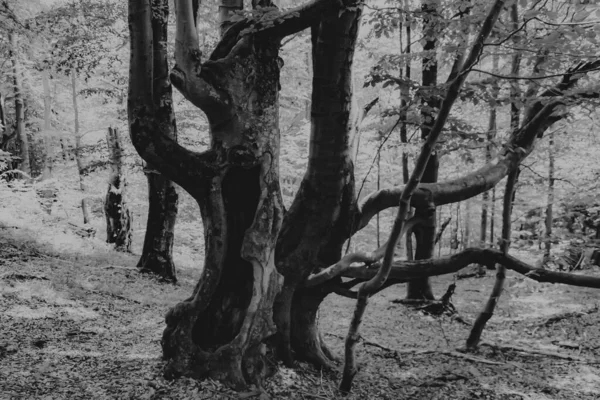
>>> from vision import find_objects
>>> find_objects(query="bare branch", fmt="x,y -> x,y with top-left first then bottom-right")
355,59 -> 600,232
305,217 -> 424,287
338,248 -> 600,290
211,0 -> 343,61
341,1 -> 507,393
128,0 -> 218,194
243,0 -> 344,39
171,0 -> 230,113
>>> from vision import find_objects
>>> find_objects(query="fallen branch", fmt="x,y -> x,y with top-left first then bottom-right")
91,290 -> 141,304
337,247 -> 600,289
480,342 -> 596,363
0,272 -> 49,281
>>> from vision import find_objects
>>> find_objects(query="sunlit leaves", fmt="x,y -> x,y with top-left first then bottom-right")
35,0 -> 126,79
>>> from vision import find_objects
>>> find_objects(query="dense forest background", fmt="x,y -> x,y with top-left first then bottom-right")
1,0 -> 598,264
1,0 -> 600,398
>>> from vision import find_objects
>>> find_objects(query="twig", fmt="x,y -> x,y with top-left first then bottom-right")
434,217 -> 452,244
480,342 -> 596,362
326,333 -> 504,366
91,290 -> 141,304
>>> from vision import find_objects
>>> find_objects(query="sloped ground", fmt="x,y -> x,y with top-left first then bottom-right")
2,222 -> 600,400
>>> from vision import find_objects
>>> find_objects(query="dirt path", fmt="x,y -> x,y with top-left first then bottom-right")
2,225 -> 600,399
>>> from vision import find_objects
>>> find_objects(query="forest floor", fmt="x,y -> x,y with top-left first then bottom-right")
2,222 -> 600,400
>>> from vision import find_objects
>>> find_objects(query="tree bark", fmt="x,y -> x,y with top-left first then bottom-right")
137,167 -> 178,281
71,72 -> 90,224
376,144 -> 381,247
104,127 -> 132,251
407,0 -> 439,300
129,0 -> 293,388
400,7 -> 413,260
9,32 -> 30,176
0,91 -> 11,150
130,0 -> 342,384
136,0 -> 180,283
274,2 -> 362,369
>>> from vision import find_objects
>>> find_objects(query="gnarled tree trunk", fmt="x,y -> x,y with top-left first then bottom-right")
128,0 -> 306,388
274,2 -> 362,369
104,127 -> 132,251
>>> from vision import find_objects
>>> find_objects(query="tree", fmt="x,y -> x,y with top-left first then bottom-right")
131,0 -> 278,386
128,0 -> 600,392
40,0 -> 179,280
104,126 -> 132,251
543,128 -> 555,264
135,0 -> 179,283
407,0 -> 440,300
70,71 -> 91,224
41,69 -> 53,179
8,32 -> 30,175
136,165 -> 179,281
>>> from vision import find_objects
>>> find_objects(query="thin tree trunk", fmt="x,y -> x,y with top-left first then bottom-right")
71,72 -> 90,224
479,55 -> 500,275
341,1 -> 506,391
60,138 -> 68,161
407,0 -> 439,300
438,205 -> 443,256
9,33 -> 30,175
42,70 -> 53,179
104,127 -> 132,251
376,145 -> 381,247
0,91 -> 11,150
464,199 -> 471,250
400,3 -> 413,261
305,51 -> 311,119
136,0 -> 180,282
480,54 -> 498,271
466,4 -> 521,348
544,129 -> 555,264
466,168 -> 519,348
452,202 -> 459,253
490,187 -> 495,246
480,193 -> 488,248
